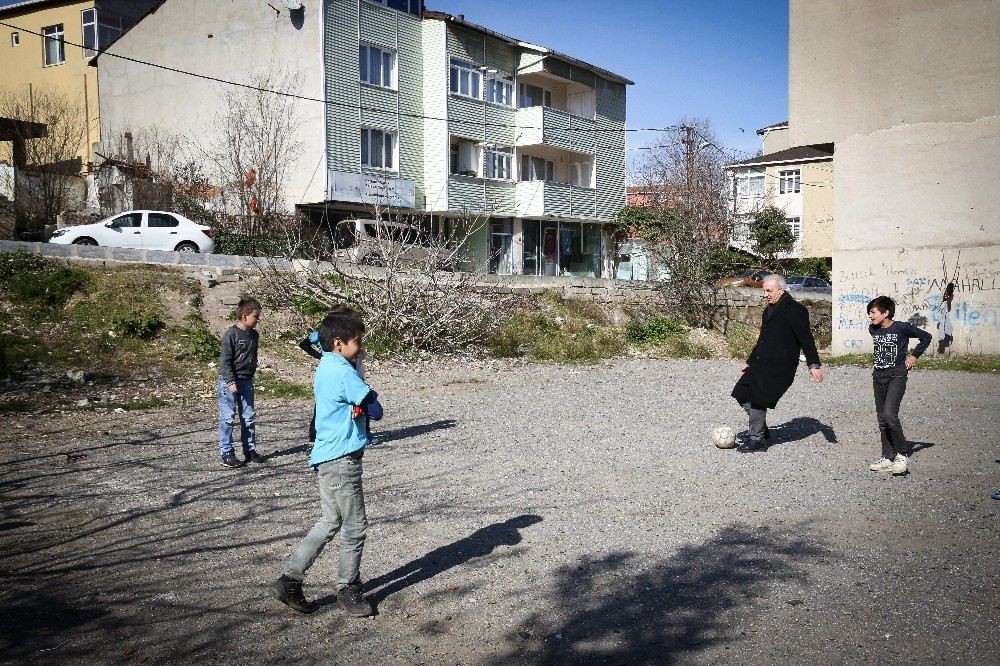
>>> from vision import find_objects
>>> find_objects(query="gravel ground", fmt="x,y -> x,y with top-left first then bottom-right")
1,359 -> 998,664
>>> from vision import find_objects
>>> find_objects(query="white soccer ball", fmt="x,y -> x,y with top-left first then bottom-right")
712,425 -> 737,449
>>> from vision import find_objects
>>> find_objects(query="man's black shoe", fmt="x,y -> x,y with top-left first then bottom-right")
270,575 -> 317,614
337,582 -> 374,617
739,439 -> 768,453
220,452 -> 244,468
245,450 -> 267,464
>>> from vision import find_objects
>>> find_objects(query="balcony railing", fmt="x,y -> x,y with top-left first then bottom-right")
515,180 -> 596,219
515,106 -> 597,154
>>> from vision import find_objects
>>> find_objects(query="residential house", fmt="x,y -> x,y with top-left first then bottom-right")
724,122 -> 833,261
790,0 -> 1000,355
96,1 -> 632,277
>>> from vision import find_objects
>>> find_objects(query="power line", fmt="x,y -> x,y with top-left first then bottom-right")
0,20 -> 680,137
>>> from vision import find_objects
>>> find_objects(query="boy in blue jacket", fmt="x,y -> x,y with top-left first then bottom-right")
866,296 -> 932,475
272,311 -> 382,617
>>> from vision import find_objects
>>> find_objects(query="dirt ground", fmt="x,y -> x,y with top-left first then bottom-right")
1,359 -> 998,664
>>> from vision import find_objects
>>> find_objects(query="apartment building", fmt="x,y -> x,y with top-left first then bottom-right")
322,4 -> 631,277
725,122 -> 833,261
0,0 -> 157,172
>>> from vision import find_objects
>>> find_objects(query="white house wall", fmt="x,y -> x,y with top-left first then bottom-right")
97,0 -> 325,209
790,0 -> 1000,355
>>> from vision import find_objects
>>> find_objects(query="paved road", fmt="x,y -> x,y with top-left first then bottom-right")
2,359 -> 998,664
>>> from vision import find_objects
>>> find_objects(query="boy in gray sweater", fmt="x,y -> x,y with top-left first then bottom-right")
218,297 -> 265,468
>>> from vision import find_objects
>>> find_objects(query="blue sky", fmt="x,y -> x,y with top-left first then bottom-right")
430,0 -> 790,162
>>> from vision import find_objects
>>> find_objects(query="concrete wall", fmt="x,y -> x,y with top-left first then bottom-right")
97,0 -> 325,208
789,0 -> 1000,355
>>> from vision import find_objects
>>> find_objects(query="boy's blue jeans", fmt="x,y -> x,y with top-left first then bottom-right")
218,377 -> 257,456
284,452 -> 368,589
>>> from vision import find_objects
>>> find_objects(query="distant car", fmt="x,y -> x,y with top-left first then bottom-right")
716,268 -> 773,288
330,218 -> 434,266
48,210 -> 215,253
786,275 -> 832,294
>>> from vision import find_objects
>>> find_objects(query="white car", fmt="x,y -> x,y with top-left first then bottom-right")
48,210 -> 215,253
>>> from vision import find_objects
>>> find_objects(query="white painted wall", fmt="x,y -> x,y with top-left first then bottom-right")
96,0 -> 326,209
790,0 -> 1000,354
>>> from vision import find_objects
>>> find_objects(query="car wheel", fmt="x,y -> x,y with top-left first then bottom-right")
73,237 -> 98,246
175,242 -> 199,253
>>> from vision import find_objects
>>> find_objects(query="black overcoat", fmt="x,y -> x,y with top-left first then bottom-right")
731,292 -> 821,409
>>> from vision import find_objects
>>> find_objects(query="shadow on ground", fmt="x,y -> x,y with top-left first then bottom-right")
483,523 -> 828,665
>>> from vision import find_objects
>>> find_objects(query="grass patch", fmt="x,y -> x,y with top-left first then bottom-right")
256,371 -> 312,399
625,315 -> 713,359
174,313 -> 221,362
822,353 -> 1000,373
490,310 -> 620,364
725,321 -> 758,360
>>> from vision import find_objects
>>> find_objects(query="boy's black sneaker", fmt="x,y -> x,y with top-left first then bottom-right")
220,452 -> 244,468
270,575 -> 317,614
245,450 -> 267,464
337,582 -> 374,617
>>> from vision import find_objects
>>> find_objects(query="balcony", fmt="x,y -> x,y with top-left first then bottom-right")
516,105 -> 596,154
515,180 -> 596,219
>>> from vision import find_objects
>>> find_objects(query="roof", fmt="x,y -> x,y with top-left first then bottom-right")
0,117 -> 47,141
0,0 -> 71,15
725,144 -> 834,169
755,121 -> 788,136
422,10 -> 634,85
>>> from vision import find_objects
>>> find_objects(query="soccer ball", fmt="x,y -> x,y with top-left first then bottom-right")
712,425 -> 737,449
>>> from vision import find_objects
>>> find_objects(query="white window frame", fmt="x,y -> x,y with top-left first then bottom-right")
779,169 -> 801,194
785,216 -> 802,244
360,127 -> 398,170
10,32 -> 19,47
736,168 -> 765,198
81,8 -> 96,56
42,24 -> 65,66
359,43 -> 397,89
483,145 -> 513,180
449,59 -> 481,100
485,74 -> 513,107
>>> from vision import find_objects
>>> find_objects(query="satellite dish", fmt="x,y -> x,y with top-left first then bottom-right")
278,0 -> 303,8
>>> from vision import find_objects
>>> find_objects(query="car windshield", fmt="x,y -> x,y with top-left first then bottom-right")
736,269 -> 755,277
787,276 -> 806,285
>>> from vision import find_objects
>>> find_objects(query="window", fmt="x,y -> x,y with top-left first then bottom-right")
485,74 -> 513,107
484,145 -> 513,180
361,128 -> 397,169
450,138 -> 480,176
520,154 -> 554,182
80,8 -> 125,57
82,9 -> 96,55
42,24 -> 65,66
518,83 -> 551,108
365,0 -> 422,15
779,169 -> 801,194
785,216 -> 801,244
148,213 -> 179,228
449,59 -> 481,99
735,168 -> 765,197
110,213 -> 142,228
359,44 -> 396,89
10,32 -> 19,47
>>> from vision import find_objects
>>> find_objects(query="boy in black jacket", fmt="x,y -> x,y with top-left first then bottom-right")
866,295 -> 932,475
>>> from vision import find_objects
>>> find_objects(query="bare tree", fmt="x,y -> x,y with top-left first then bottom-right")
614,119 -> 740,326
250,207 -> 516,357
0,86 -> 88,236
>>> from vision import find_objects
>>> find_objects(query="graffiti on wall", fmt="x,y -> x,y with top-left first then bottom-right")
834,250 -> 1000,353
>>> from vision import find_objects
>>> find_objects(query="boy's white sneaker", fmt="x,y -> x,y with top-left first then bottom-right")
869,457 -> 894,472
892,454 -> 909,475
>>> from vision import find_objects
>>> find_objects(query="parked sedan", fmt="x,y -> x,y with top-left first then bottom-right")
48,210 -> 215,253
716,268 -> 773,288
786,275 -> 832,294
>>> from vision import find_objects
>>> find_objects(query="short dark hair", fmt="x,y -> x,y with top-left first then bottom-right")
319,312 -> 365,352
236,297 -> 261,318
867,295 -> 895,318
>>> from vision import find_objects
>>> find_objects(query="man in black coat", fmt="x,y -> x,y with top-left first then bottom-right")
731,274 -> 824,451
